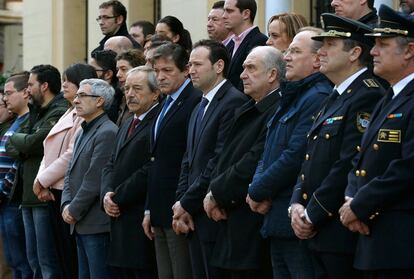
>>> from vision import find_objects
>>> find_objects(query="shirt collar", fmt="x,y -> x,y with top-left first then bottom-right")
169,78 -> 191,101
135,103 -> 159,121
232,25 -> 256,43
222,35 -> 234,46
392,72 -> 414,97
335,67 -> 367,95
203,79 -> 227,103
81,112 -> 105,132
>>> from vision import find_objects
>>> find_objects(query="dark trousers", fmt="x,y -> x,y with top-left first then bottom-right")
362,269 -> 414,279
270,237 -> 314,279
50,189 -> 78,279
310,250 -> 361,279
110,266 -> 157,279
188,230 -> 226,279
223,268 -> 272,279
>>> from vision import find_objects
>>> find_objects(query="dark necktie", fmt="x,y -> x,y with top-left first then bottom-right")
381,87 -> 394,111
127,117 -> 140,138
194,97 -> 209,139
325,89 -> 339,111
156,96 -> 173,137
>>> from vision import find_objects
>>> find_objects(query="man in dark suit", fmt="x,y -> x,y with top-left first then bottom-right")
223,0 -> 268,91
61,79 -> 118,279
202,46 -> 285,278
339,5 -> 414,278
172,39 -> 247,279
247,28 -> 332,279
102,66 -> 160,279
331,0 -> 378,27
143,43 -> 201,279
290,15 -> 384,279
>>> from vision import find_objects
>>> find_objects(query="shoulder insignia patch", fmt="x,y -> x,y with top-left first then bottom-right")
356,112 -> 370,132
363,79 -> 379,88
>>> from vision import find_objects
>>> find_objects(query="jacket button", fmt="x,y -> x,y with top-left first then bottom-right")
325,133 -> 330,139
313,135 -> 318,140
357,145 -> 361,152
301,174 -> 305,181
373,144 -> 379,150
231,200 -> 236,204
150,157 -> 155,162
355,170 -> 360,176
302,193 -> 308,200
305,154 -> 310,160
360,170 -> 366,177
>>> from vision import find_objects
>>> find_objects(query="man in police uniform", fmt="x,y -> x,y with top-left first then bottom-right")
339,5 -> 414,278
290,14 -> 384,279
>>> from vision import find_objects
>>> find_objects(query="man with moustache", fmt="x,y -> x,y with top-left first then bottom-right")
172,39 -> 247,279
290,15 -> 384,279
339,5 -> 414,278
102,66 -> 159,279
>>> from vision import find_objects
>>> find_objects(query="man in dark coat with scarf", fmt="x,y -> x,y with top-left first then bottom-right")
247,28 -> 332,279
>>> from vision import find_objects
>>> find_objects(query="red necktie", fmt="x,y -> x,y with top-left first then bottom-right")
127,117 -> 140,138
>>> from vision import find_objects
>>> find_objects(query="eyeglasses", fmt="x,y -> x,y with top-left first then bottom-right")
3,90 -> 17,97
96,15 -> 118,22
74,92 -> 102,99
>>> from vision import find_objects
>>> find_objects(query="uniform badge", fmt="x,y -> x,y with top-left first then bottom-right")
387,113 -> 402,119
363,79 -> 379,88
377,129 -> 401,143
356,112 -> 370,132
323,116 -> 343,125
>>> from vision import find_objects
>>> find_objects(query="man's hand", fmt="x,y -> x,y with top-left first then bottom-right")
103,192 -> 120,217
203,191 -> 227,222
37,188 -> 55,202
142,214 -> 154,240
290,203 -> 316,239
62,205 -> 76,225
339,197 -> 370,235
339,198 -> 357,226
172,212 -> 195,234
246,194 -> 271,215
172,201 -> 187,220
33,179 -> 43,196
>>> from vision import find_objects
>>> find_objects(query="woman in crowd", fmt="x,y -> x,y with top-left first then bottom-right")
266,13 -> 308,52
32,63 -> 97,279
155,15 -> 192,52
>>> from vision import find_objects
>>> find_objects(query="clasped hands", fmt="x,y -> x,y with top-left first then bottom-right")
172,201 -> 195,235
103,192 -> 120,218
290,203 -> 316,239
338,197 -> 369,235
33,179 -> 55,202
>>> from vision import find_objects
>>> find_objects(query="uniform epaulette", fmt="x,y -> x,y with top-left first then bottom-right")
363,79 -> 379,88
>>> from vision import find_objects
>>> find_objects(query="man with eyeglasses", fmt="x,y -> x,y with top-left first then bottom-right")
247,28 -> 332,278
61,79 -> 118,279
0,72 -> 33,279
93,0 -> 141,54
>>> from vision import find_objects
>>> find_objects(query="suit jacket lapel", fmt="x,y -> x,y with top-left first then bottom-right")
190,81 -> 230,164
228,27 -> 259,73
309,92 -> 350,134
70,115 -> 106,171
362,90 -> 412,148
